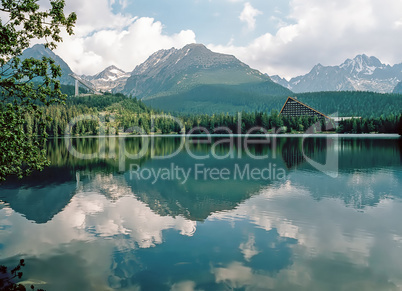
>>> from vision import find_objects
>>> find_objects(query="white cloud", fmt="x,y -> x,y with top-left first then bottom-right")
239,234 -> 260,261
213,262 -> 254,288
52,0 -> 196,75
170,281 -> 198,291
0,173 -> 196,258
239,2 -> 262,31
211,0 -> 402,79
208,172 -> 402,288
35,0 -> 402,79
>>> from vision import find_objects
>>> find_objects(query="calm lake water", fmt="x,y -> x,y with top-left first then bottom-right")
1,136 -> 402,290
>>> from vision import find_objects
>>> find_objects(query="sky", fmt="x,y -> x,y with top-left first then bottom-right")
41,0 -> 402,79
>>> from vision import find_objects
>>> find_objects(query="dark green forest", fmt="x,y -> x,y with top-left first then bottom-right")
24,91 -> 402,137
296,91 -> 402,118
144,86 -> 402,117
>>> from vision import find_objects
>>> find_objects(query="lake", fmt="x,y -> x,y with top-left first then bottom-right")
1,135 -> 402,290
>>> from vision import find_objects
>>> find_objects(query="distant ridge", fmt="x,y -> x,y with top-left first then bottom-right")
271,54 -> 402,93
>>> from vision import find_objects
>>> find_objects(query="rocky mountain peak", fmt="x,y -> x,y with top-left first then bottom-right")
180,43 -> 216,58
81,65 -> 130,92
132,47 -> 176,76
93,65 -> 128,81
130,43 -> 242,80
105,65 -> 124,73
182,43 -> 208,51
340,54 -> 384,76
19,44 -> 75,85
26,44 -> 53,56
311,63 -> 324,73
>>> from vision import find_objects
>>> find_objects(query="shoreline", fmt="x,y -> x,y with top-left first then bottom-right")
52,133 -> 401,139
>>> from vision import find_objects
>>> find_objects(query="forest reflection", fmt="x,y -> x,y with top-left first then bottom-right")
0,136 -> 400,223
44,136 -> 402,172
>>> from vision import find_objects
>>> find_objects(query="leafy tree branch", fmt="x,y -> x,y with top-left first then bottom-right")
0,0 -> 76,181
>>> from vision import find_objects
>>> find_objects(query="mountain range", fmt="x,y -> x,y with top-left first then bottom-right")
271,54 -> 402,93
18,44 -> 402,104
120,43 -> 291,99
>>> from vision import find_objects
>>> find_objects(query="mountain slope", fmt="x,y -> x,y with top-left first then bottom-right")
393,81 -> 402,94
19,44 -> 75,85
272,54 -> 402,93
144,84 -> 289,114
83,65 -> 130,92
121,44 -> 292,99
287,64 -> 355,92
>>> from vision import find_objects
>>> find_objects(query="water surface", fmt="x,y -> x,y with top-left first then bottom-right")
1,136 -> 402,290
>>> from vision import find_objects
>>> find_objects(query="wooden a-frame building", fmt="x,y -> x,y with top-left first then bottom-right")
279,97 -> 330,119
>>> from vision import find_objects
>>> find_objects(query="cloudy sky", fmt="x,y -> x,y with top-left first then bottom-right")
49,0 -> 402,79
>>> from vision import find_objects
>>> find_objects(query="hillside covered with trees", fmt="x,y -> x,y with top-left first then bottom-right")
22,93 -> 402,137
295,91 -> 402,118
144,88 -> 402,118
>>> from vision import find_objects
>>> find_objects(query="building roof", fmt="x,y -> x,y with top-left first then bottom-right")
279,96 -> 330,119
